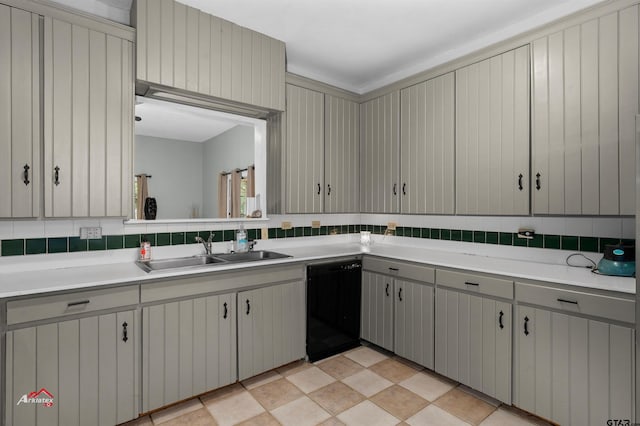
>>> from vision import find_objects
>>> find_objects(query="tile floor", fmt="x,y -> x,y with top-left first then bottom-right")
122,346 -> 550,426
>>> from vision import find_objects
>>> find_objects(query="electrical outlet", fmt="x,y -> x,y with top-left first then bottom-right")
311,220 -> 321,229
281,221 -> 292,230
79,227 -> 102,240
517,228 -> 535,239
387,222 -> 397,230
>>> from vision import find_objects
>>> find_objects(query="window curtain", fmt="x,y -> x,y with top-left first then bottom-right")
218,172 -> 228,218
136,174 -> 149,219
247,164 -> 255,197
231,169 -> 242,218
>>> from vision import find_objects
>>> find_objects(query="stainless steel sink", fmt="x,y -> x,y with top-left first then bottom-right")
135,250 -> 291,272
136,255 -> 227,273
212,250 -> 291,262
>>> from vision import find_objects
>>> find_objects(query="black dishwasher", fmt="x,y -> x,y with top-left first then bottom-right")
306,259 -> 361,362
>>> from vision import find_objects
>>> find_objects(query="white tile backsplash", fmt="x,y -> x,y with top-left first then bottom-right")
591,218 -> 622,238
44,220 -> 74,237
99,219 -> 125,235
622,218 -> 635,239
0,221 -> 14,239
13,220 -> 45,238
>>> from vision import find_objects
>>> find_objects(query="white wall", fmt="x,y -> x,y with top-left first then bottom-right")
202,125 -> 255,217
135,135 -> 204,219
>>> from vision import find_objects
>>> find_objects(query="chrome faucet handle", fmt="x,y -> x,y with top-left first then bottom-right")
248,240 -> 257,251
206,232 -> 214,243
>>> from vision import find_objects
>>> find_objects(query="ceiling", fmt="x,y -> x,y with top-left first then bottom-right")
52,0 -> 606,94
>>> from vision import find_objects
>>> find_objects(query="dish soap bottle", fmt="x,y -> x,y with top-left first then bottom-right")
140,236 -> 151,261
236,224 -> 248,252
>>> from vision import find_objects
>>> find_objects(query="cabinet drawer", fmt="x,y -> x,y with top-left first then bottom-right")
7,285 -> 139,325
362,256 -> 434,283
515,282 -> 635,324
437,269 -> 513,299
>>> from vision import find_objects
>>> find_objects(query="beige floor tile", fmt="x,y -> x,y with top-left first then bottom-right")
369,358 -> 420,383
317,355 -> 364,380
318,418 -> 347,426
242,370 -> 283,390
158,408 -> 218,426
205,390 -> 265,426
271,396 -> 331,426
286,366 -> 336,393
399,370 -> 456,402
151,398 -> 203,424
309,381 -> 365,415
236,412 -> 281,426
434,387 -> 496,425
200,383 -> 245,405
337,400 -> 400,426
276,359 -> 312,377
457,385 -> 500,407
343,346 -> 388,367
369,384 -> 429,420
250,377 -> 304,411
393,356 -> 425,371
407,405 -> 472,426
119,415 -> 153,426
341,369 -> 393,397
480,406 -> 552,426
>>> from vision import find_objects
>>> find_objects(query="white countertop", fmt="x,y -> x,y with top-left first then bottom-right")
0,234 -> 634,298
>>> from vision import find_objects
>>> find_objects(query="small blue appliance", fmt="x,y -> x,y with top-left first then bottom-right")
596,244 -> 635,277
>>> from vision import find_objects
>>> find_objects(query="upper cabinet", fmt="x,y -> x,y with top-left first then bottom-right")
456,46 -> 530,215
360,91 -> 401,213
532,6 -> 639,215
400,72 -> 455,214
133,0 -> 286,111
43,16 -> 134,217
0,5 -> 40,218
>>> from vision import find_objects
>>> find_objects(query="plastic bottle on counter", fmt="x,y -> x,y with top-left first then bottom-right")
236,224 -> 248,252
140,236 -> 151,261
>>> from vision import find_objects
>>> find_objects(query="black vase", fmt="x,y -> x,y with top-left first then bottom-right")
144,197 -> 157,220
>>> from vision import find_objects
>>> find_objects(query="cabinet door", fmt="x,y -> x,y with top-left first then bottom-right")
456,46 -> 529,215
360,91 -> 400,213
435,288 -> 512,404
324,95 -> 359,213
360,271 -> 394,351
238,281 -> 305,380
394,280 -> 434,369
0,6 -> 40,218
285,84 -> 324,213
400,73 -> 454,214
142,293 -> 236,412
515,306 -> 634,425
532,6 -> 639,215
6,311 -> 137,426
44,16 -> 134,217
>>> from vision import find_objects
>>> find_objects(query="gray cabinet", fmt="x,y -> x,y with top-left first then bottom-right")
133,0 -> 285,111
455,46 -> 530,215
324,94 -> 360,213
361,258 -> 435,368
400,72 -> 455,214
360,91 -> 400,213
238,280 -> 305,380
43,15 -> 134,217
514,282 -> 635,425
142,293 -> 236,412
531,5 -> 639,215
5,310 -> 137,426
0,5 -> 40,218
285,84 -> 324,213
435,270 -> 513,404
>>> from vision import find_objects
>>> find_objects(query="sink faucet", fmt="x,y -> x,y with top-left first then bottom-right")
195,233 -> 214,255
248,240 -> 257,251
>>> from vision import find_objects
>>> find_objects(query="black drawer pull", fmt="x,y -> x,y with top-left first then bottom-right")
122,322 -> 128,342
535,172 -> 541,190
524,316 -> 530,336
67,300 -> 90,307
464,281 -> 479,287
246,299 -> 251,315
557,298 -> 578,305
402,183 -> 406,195
398,287 -> 403,301
23,164 -> 30,186
54,166 -> 60,186
385,283 -> 389,296
317,183 -> 321,195
393,183 -> 397,195
498,311 -> 504,329
223,302 -> 228,319
388,267 -> 399,271
518,174 -> 523,191
327,184 -> 332,195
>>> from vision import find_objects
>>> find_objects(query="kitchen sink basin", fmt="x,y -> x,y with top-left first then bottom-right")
136,255 -> 226,273
135,250 -> 291,272
212,250 -> 292,262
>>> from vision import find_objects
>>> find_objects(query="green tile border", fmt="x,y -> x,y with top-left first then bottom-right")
0,224 -> 633,257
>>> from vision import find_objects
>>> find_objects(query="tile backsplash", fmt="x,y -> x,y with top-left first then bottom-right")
0,214 -> 634,257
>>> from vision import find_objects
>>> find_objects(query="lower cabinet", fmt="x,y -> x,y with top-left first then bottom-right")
361,258 -> 435,368
5,310 -> 137,426
142,293 -> 236,412
434,270 -> 513,404
514,282 -> 635,425
238,280 -> 305,380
